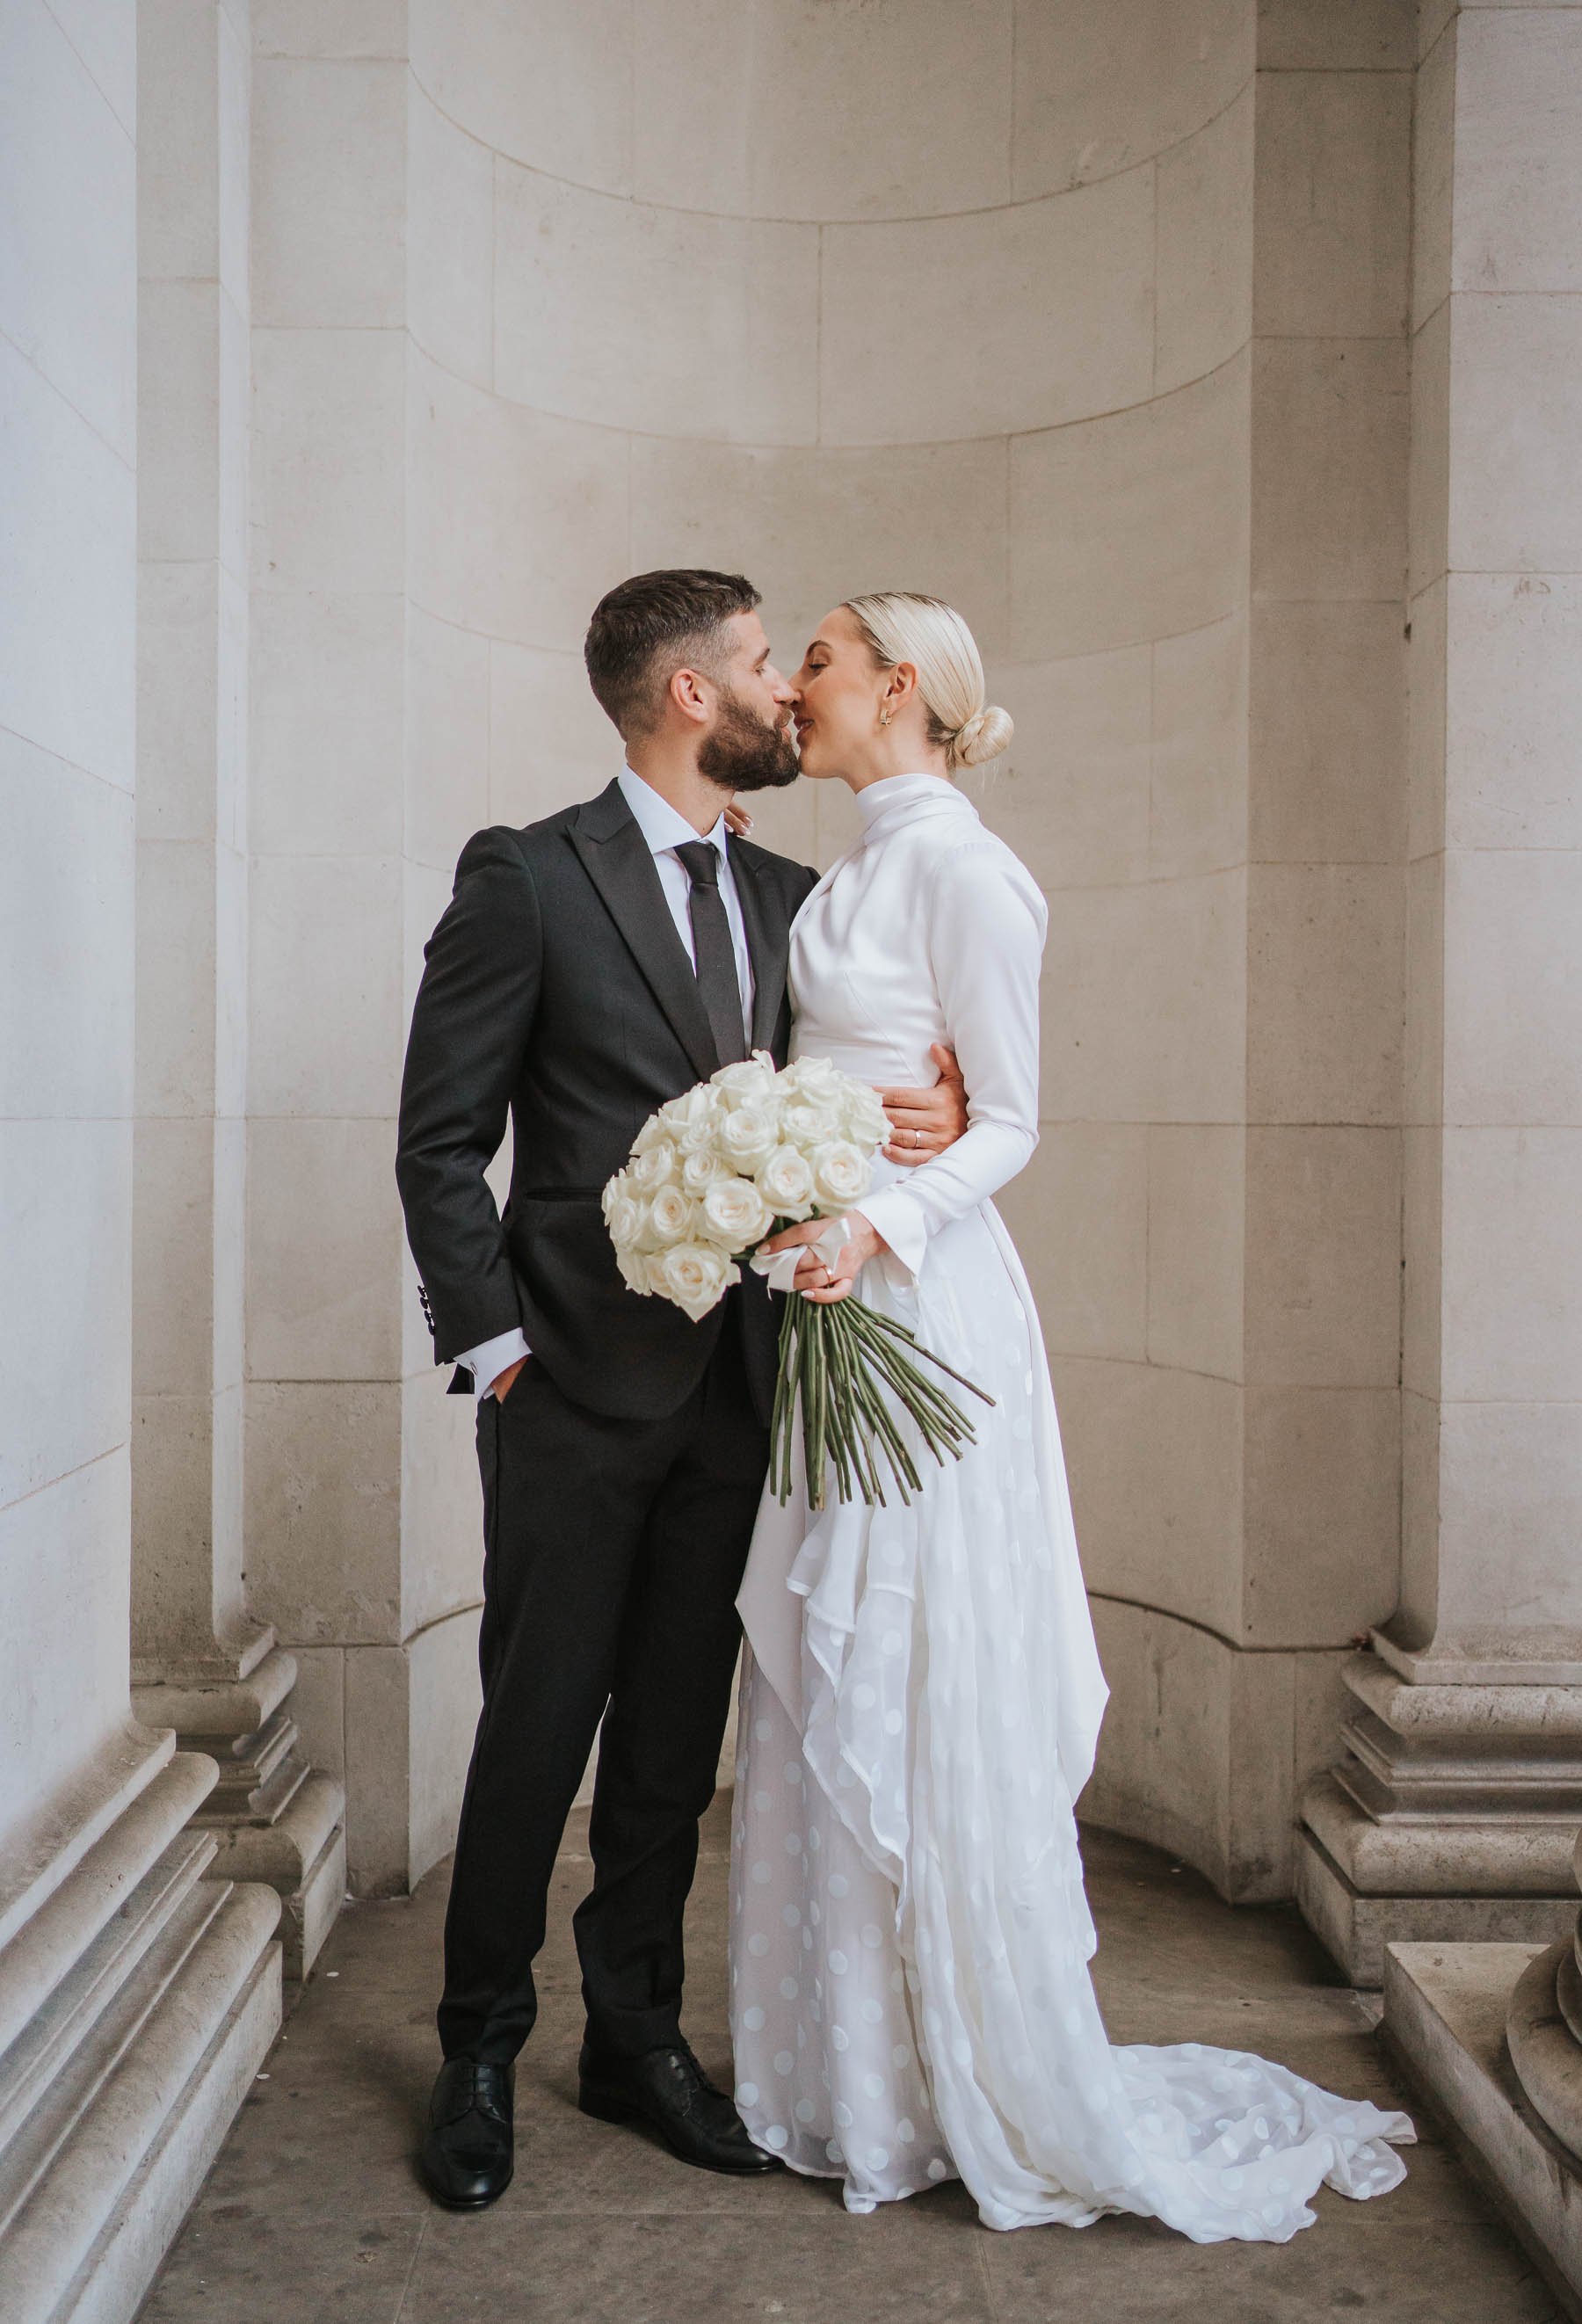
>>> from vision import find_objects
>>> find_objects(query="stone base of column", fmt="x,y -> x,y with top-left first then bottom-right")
1295,1651 -> 1582,1985
1384,1940 -> 1582,2318
132,1647 -> 347,1982
0,1734 -> 283,2324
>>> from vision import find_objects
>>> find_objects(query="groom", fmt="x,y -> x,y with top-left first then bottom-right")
396,570 -> 966,2209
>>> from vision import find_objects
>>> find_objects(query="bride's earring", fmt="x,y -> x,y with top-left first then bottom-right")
878,708 -> 891,728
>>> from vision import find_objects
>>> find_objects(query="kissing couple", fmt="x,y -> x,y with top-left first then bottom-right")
396,569 -> 1412,2240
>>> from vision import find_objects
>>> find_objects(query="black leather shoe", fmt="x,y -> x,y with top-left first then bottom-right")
418,2059 -> 514,2210
578,2039 -> 778,2175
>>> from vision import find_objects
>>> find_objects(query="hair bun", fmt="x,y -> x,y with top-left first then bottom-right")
954,705 -> 1013,767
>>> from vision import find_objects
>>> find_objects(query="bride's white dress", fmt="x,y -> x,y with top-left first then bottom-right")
729,770 -> 1412,2239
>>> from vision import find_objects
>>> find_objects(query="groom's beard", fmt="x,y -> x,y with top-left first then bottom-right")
698,688 -> 801,795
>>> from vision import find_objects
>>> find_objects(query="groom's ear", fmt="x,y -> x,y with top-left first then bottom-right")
669,665 -> 712,729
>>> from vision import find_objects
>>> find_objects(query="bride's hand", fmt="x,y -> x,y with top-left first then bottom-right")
756,1215 -> 887,1304
722,797 -> 755,839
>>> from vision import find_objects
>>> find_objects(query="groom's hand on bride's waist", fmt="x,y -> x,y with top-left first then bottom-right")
880,1042 -> 967,1166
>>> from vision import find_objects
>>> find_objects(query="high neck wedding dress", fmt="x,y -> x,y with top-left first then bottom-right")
729,771 -> 1411,2239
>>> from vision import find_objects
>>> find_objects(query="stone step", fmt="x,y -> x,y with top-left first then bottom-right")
0,1831 -> 215,2162
0,1883 -> 281,2324
0,1755 -> 216,2071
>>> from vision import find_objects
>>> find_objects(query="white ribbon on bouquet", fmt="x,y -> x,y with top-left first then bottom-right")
749,1215 -> 853,1296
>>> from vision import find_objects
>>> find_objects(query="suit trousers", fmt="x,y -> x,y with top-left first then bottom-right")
437,1292 -> 771,2066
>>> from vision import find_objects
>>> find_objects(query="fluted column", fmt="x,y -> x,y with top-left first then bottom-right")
1296,0 -> 1582,1985
132,0 -> 345,1978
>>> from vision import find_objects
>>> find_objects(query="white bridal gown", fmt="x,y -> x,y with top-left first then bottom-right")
730,770 -> 1412,2239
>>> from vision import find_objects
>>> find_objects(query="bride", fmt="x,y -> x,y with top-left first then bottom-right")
729,592 -> 1413,2240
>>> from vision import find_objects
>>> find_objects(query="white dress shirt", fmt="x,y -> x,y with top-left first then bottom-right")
459,767 -> 756,1399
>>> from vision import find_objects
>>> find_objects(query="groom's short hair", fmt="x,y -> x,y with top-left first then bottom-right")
584,569 -> 761,738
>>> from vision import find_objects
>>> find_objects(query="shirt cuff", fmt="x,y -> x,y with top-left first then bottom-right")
458,1326 -> 530,1400
851,1189 -> 930,1290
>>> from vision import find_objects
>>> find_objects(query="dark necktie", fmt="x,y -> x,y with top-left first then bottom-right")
673,839 -> 746,1065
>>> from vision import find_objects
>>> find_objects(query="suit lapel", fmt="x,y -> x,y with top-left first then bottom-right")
569,784 -> 721,1084
729,840 -> 791,1055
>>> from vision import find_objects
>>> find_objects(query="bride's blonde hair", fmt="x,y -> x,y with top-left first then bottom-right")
843,592 -> 1013,770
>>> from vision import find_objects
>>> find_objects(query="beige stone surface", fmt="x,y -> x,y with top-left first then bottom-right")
1406,571 -> 1448,861
1154,86 -> 1255,394
975,648 -> 1153,892
1144,1125 -> 1245,1382
1011,354 -> 1250,659
489,643 -> 622,824
1454,8 -> 1582,294
245,1382 -> 402,1649
244,1116 -> 403,1380
1259,0 -> 1415,71
1411,11 -> 1456,331
1252,337 -> 1409,603
1052,1356 -> 1244,1639
1041,869 -> 1247,1127
495,166 -> 818,446
1249,601 -> 1405,865
997,1126 -> 1150,1363
403,606 -> 490,875
820,170 -> 1154,445
1245,1129 -> 1403,1388
1446,573 -> 1582,851
1149,612 -> 1249,879
633,0 -> 1014,220
1449,294 -> 1582,575
1012,0 -> 1252,200
250,327 -> 405,594
1247,862 -> 1404,1126
1242,1385 -> 1402,1644
409,0 -> 634,193
1254,69 -> 1411,340
409,353 -> 630,651
250,58 -> 406,330
406,87 -> 493,390
1407,298 -> 1450,601
1442,848 -> 1582,1126
1440,1129 -> 1582,1402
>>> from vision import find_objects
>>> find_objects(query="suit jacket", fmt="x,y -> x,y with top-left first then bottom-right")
396,780 -> 820,1422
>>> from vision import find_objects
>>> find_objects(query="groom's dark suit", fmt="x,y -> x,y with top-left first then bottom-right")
396,779 -> 817,2066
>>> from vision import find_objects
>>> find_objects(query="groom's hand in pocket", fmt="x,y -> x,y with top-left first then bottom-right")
880,1042 -> 968,1166
489,1357 -> 528,1403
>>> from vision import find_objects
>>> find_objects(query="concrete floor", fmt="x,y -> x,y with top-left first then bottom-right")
138,1803 -> 1562,2324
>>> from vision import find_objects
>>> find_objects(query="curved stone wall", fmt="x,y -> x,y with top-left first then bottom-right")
398,0 -> 1261,1873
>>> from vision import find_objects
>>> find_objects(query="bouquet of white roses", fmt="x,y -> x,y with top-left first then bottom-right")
602,1051 -> 991,1509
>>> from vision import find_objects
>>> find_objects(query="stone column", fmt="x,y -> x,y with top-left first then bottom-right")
131,0 -> 345,1979
1297,0 -> 1582,1985
0,4 -> 282,2313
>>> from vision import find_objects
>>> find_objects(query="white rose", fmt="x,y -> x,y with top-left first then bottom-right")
615,1244 -> 652,1296
839,1081 -> 889,1151
631,1111 -> 669,1157
629,1139 -> 680,1194
604,1186 -> 644,1250
681,1146 -> 730,1196
711,1055 -> 778,1108
811,1139 -> 873,1209
718,1103 -> 779,1170
701,1176 -> 773,1250
649,1240 -> 737,1321
659,1085 -> 723,1152
782,1098 -> 841,1151
785,1055 -> 842,1101
757,1144 -> 816,1219
647,1184 -> 694,1246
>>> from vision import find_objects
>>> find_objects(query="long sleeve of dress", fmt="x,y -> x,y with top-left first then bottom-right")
855,840 -> 1046,1287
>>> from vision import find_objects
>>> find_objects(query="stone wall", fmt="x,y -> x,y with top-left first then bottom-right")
236,0 -> 1426,1904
